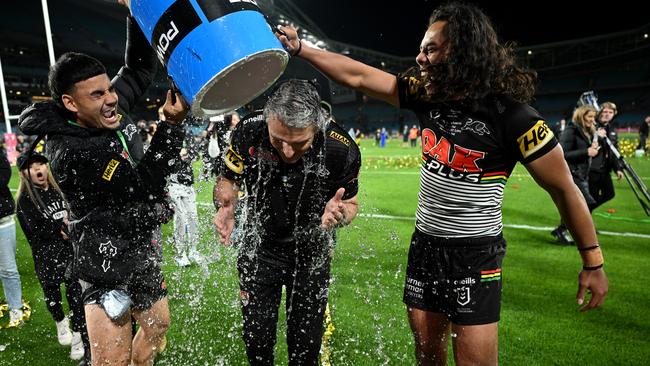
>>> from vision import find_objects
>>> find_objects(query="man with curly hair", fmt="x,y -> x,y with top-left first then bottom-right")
276,2 -> 608,365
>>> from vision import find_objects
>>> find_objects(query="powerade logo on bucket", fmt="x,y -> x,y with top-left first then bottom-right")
152,0 -> 265,66
152,0 -> 201,66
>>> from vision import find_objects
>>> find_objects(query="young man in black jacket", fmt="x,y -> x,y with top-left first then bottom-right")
18,14 -> 187,366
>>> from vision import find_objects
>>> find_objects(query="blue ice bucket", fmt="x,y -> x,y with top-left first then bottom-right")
129,0 -> 288,116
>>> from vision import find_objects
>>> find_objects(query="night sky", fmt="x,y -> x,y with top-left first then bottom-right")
293,0 -> 649,57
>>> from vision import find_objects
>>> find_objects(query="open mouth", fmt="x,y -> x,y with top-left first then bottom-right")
102,109 -> 117,123
36,172 -> 44,179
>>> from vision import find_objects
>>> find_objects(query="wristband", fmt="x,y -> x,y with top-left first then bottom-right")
293,39 -> 303,57
583,263 -> 604,271
579,246 -> 604,268
578,244 -> 600,252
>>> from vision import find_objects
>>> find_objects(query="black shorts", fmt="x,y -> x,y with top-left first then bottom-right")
80,261 -> 167,311
403,229 -> 506,325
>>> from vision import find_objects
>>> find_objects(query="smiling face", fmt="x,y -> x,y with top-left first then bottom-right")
26,161 -> 49,188
599,107 -> 615,125
62,74 -> 119,129
584,111 -> 597,128
267,114 -> 316,164
416,21 -> 449,95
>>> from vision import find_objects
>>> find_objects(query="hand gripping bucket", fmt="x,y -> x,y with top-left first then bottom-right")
129,0 -> 289,117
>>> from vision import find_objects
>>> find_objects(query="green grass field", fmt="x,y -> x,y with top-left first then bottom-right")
2,138 -> 649,365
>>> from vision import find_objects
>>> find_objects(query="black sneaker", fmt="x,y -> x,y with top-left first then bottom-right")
551,228 -> 574,245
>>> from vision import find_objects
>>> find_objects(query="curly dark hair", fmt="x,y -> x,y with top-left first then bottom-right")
415,2 -> 537,104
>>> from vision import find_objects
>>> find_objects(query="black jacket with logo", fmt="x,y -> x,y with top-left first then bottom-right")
18,16 -> 183,286
17,186 -> 72,285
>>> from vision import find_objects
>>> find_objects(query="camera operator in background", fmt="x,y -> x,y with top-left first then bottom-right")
589,102 -> 623,212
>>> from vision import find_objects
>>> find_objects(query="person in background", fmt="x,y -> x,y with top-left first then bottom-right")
551,105 -> 599,244
276,3 -> 607,364
588,101 -> 623,212
408,125 -> 419,147
166,110 -> 201,267
0,148 -> 24,328
15,151 -> 88,363
552,118 -> 567,139
402,124 -> 410,147
636,115 -> 650,152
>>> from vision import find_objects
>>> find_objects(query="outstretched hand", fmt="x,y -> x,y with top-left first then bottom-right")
576,269 -> 608,312
321,188 -> 347,229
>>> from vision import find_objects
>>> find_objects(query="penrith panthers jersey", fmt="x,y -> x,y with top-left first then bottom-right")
398,76 -> 557,238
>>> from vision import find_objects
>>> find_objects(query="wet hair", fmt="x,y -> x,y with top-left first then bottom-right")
263,79 -> 326,130
418,2 -> 537,104
48,52 -> 106,106
572,105 -> 597,137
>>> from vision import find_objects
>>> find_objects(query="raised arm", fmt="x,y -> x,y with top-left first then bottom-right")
112,15 -> 158,115
277,26 -> 399,106
525,145 -> 608,311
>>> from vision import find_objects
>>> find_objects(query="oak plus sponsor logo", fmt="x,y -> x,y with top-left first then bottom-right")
421,128 -> 485,182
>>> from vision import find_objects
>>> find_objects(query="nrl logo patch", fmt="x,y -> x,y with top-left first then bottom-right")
456,286 -> 471,306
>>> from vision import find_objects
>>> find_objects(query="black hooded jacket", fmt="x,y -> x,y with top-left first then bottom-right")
16,185 -> 72,285
559,122 -> 593,181
18,16 -> 184,286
